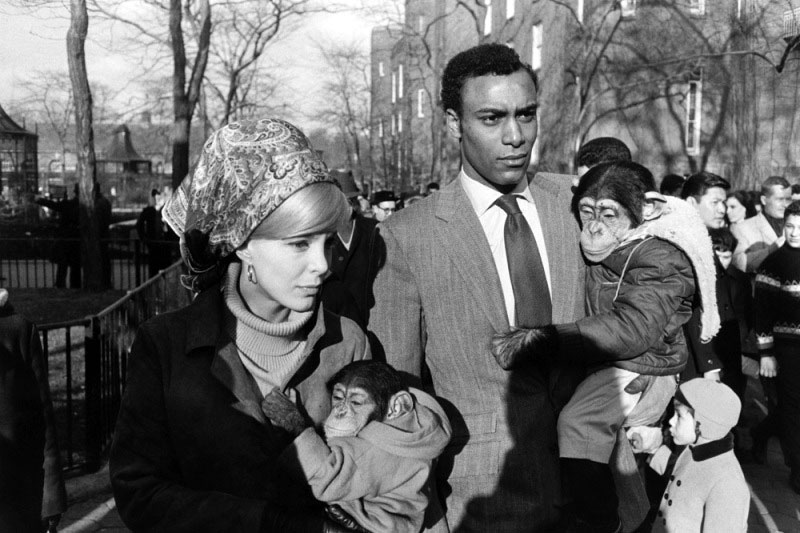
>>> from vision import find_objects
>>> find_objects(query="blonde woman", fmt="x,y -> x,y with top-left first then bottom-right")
110,119 -> 370,532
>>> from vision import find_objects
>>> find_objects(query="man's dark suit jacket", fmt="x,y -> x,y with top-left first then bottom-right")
321,214 -> 380,327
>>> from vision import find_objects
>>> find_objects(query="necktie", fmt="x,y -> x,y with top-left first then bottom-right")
494,194 -> 552,327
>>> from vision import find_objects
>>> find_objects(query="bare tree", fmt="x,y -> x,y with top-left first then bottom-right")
316,40 -> 372,189
12,71 -> 75,176
67,0 -> 104,289
203,1 -> 326,126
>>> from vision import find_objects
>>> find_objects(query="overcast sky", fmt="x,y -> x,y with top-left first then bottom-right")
0,2 -> 392,128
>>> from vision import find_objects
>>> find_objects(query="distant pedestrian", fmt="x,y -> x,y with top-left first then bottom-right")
94,182 -> 113,287
754,200 -> 800,494
37,184 -> 81,288
371,190 -> 397,221
136,189 -> 172,278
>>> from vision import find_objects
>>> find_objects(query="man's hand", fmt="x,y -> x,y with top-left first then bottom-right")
491,326 -> 558,370
261,387 -> 309,438
760,356 -> 778,378
626,426 -> 663,454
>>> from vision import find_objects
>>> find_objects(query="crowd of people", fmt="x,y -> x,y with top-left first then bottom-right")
3,42 -> 800,533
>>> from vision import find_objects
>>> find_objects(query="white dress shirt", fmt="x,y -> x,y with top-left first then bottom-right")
459,170 -> 552,326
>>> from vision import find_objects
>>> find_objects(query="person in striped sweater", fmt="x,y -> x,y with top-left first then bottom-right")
754,200 -> 800,494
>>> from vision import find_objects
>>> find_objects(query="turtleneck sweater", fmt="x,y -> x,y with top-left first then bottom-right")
223,262 -> 313,396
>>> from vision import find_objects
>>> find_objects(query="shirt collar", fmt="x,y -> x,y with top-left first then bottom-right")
458,168 -> 533,217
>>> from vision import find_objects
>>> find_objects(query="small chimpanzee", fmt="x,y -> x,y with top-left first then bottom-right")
492,161 -> 718,533
261,360 -> 451,533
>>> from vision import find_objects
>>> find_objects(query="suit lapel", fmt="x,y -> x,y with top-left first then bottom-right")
529,174 -> 572,322
435,180 -> 509,333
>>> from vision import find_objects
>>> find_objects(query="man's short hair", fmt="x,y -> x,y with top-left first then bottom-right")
151,188 -> 161,198
761,176 -> 790,197
576,137 -> 632,169
441,43 -> 537,116
680,171 -> 730,201
659,174 -> 686,197
792,183 -> 800,195
785,200 -> 800,220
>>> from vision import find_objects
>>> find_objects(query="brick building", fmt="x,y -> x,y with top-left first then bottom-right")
370,0 -> 800,191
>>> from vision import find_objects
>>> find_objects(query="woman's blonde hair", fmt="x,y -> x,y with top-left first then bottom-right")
248,182 -> 350,241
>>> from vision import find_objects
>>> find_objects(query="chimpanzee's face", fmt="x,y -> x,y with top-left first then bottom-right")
323,383 -> 380,439
577,197 -> 635,263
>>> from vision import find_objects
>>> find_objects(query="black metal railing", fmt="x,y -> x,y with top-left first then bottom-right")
39,261 -> 191,473
0,237 -> 179,290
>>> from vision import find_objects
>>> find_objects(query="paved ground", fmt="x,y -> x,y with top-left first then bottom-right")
59,374 -> 800,532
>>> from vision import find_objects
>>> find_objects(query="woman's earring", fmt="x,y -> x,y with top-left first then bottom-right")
246,264 -> 257,284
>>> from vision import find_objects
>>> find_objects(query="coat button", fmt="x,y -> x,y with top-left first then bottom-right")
677,480 -> 681,486
670,475 -> 675,481
664,493 -> 669,500
668,500 -> 672,506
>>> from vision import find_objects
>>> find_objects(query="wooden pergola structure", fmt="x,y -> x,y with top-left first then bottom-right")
0,104 -> 39,200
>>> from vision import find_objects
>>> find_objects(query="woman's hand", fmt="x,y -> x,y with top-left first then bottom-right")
261,387 -> 310,438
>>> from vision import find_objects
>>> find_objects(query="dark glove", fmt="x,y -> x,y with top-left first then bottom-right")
325,505 -> 369,533
491,325 -> 558,370
261,387 -> 310,438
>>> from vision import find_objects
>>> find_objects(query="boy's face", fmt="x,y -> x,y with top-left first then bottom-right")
785,214 -> 800,249
669,401 -> 698,446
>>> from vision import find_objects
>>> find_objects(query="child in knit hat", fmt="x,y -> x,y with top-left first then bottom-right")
628,378 -> 750,532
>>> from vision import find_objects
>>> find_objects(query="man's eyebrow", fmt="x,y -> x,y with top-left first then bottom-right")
475,106 -> 507,114
516,103 -> 538,114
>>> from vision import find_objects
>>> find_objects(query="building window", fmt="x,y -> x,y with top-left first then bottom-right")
391,114 -> 396,136
785,7 -> 800,39
391,72 -> 396,104
398,112 -> 403,133
378,61 -> 385,77
531,23 -> 542,71
686,73 -> 703,156
398,65 -> 404,99
417,89 -> 425,118
378,120 -> 384,138
483,1 -> 493,36
688,0 -> 705,16
620,0 -> 636,17
506,0 -> 515,19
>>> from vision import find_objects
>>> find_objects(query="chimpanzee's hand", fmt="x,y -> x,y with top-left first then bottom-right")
491,326 -> 558,370
261,387 -> 309,438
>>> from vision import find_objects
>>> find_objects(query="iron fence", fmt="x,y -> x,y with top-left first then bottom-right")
39,260 -> 191,473
0,237 -> 179,290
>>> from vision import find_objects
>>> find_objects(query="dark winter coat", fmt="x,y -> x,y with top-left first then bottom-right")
556,236 -> 695,376
109,286 -> 370,532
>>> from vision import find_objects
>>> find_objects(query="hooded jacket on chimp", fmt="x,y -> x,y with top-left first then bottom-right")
285,387 -> 451,533
555,197 -> 717,376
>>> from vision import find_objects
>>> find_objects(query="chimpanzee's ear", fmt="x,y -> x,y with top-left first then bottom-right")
642,191 -> 667,221
384,391 -> 414,420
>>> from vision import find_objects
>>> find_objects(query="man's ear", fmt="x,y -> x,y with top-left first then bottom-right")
384,391 -> 414,420
686,196 -> 699,210
446,109 -> 462,141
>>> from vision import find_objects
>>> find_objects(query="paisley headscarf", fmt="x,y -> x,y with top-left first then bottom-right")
162,118 -> 334,291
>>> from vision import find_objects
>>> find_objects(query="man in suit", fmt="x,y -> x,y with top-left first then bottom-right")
370,43 -> 585,532
321,170 -> 380,328
731,176 -> 792,273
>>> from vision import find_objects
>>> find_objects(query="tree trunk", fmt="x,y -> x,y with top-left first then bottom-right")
169,0 -> 211,190
67,0 -> 104,290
